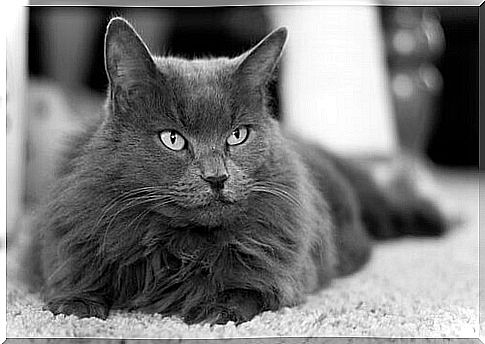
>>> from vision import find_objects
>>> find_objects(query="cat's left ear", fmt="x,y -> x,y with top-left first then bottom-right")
104,17 -> 157,92
235,27 -> 288,90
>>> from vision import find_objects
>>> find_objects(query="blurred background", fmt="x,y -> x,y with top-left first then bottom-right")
6,5 -> 479,239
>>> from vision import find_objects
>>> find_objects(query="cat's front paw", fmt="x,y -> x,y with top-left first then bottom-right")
185,304 -> 250,325
44,297 -> 109,319
184,290 -> 263,325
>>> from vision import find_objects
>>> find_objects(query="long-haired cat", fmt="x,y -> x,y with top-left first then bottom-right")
25,17 -> 446,325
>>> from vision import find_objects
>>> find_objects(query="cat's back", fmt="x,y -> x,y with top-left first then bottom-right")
287,133 -> 364,218
286,134 -> 345,191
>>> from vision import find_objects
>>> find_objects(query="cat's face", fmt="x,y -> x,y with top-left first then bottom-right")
101,18 -> 287,227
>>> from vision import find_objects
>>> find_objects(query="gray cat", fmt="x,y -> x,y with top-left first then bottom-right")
26,17 -> 446,325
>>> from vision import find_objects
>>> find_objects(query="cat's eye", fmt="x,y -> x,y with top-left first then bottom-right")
227,126 -> 249,146
159,130 -> 186,151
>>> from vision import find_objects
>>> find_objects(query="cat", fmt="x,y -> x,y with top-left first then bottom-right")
24,17 -> 447,325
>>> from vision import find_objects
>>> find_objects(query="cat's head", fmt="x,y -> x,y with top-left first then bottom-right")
99,17 -> 289,227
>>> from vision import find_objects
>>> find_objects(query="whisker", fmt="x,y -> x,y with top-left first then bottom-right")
251,186 -> 302,209
97,192 -> 175,255
93,187 -> 163,230
127,198 -> 177,233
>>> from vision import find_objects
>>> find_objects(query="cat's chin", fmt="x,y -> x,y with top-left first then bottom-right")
177,189 -> 243,210
189,201 -> 241,228
168,196 -> 244,228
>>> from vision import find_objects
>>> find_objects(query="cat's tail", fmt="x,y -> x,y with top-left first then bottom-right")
331,152 -> 450,240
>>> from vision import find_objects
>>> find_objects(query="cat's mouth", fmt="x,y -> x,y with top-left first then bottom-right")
192,189 -> 240,208
192,194 -> 236,213
164,185 -> 247,217
188,190 -> 246,225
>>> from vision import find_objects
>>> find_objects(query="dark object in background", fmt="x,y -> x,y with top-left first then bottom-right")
381,6 -> 478,168
165,7 -> 270,57
426,8 -> 478,168
381,7 -> 445,159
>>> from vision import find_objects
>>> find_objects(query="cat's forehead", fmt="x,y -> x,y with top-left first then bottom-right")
155,56 -> 236,79
154,57 -> 240,136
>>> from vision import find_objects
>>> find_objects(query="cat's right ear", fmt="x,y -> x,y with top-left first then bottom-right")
104,17 -> 157,94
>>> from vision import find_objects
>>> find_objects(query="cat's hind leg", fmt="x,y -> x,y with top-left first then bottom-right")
328,154 -> 449,240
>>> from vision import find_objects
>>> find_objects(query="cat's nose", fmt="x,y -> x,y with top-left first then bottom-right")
201,173 -> 229,189
199,150 -> 229,189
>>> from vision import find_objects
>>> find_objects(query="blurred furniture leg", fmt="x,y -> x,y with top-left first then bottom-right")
6,6 -> 28,243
